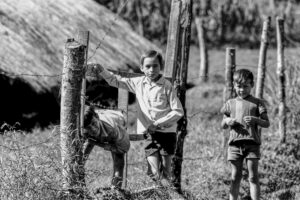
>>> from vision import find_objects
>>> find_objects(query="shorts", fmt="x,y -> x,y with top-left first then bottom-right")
144,131 -> 177,157
228,141 -> 260,161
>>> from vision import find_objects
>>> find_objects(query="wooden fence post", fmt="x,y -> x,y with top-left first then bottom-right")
220,48 -> 236,160
276,17 -> 286,143
164,0 -> 192,193
164,0 -> 182,82
60,38 -> 86,198
195,17 -> 209,82
256,16 -> 271,99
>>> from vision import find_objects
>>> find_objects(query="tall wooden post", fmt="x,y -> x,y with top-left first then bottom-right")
164,0 -> 192,193
256,17 -> 271,99
195,17 -> 209,82
164,0 -> 182,82
60,38 -> 86,198
220,48 -> 236,160
276,17 -> 286,143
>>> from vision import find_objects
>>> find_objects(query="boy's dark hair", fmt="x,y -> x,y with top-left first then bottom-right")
140,50 -> 163,69
233,69 -> 254,85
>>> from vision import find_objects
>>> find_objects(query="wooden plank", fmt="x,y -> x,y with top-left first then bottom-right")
164,0 -> 182,82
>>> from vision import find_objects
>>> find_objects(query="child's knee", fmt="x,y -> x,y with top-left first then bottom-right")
248,174 -> 259,183
231,173 -> 242,182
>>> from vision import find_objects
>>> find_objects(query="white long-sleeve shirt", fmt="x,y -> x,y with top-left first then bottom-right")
100,69 -> 184,135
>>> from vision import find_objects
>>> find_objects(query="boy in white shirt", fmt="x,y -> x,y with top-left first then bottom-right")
89,50 -> 184,185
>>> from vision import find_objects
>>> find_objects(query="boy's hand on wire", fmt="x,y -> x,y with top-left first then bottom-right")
87,63 -> 104,73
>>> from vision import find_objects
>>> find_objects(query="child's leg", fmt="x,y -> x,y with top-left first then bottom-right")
161,155 -> 173,182
146,151 -> 161,181
247,158 -> 260,200
111,152 -> 125,188
229,159 -> 243,200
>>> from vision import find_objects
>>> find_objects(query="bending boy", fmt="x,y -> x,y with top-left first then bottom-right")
82,105 -> 130,188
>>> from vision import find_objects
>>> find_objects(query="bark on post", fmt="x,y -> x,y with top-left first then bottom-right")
60,38 -> 86,198
256,17 -> 271,99
221,48 -> 236,160
195,17 -> 209,82
276,17 -> 286,143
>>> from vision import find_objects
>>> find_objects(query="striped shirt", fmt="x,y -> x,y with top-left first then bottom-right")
100,69 -> 184,135
221,95 -> 267,145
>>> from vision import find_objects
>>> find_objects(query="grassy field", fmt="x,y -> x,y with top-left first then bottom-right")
0,47 -> 299,199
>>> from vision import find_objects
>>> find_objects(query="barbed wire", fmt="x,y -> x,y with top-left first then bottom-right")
87,0 -> 131,62
0,62 -> 280,79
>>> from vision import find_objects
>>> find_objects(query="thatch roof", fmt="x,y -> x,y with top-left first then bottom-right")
0,0 -> 159,93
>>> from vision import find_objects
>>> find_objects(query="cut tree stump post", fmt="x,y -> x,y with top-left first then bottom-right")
276,17 -> 286,143
195,17 -> 209,82
256,17 -> 271,99
221,48 -> 236,161
164,0 -> 192,193
60,38 -> 86,198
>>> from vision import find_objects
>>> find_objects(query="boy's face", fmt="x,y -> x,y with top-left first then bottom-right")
234,79 -> 253,98
141,57 -> 161,81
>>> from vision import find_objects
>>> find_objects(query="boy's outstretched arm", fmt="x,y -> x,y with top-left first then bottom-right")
87,63 -> 136,93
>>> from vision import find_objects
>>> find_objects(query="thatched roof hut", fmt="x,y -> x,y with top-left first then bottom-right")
0,0 -> 159,130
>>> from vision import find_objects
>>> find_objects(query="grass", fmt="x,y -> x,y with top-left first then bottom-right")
0,47 -> 300,199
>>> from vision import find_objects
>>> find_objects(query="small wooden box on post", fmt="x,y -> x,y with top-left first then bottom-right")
164,0 -> 192,193
60,38 -> 86,198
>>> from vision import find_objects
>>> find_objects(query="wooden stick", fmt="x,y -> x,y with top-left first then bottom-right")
76,30 -> 90,139
276,17 -> 286,143
60,38 -> 85,197
256,16 -> 271,99
220,48 -> 236,161
195,17 -> 209,82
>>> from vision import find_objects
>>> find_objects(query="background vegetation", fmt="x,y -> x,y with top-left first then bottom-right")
95,0 -> 300,47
